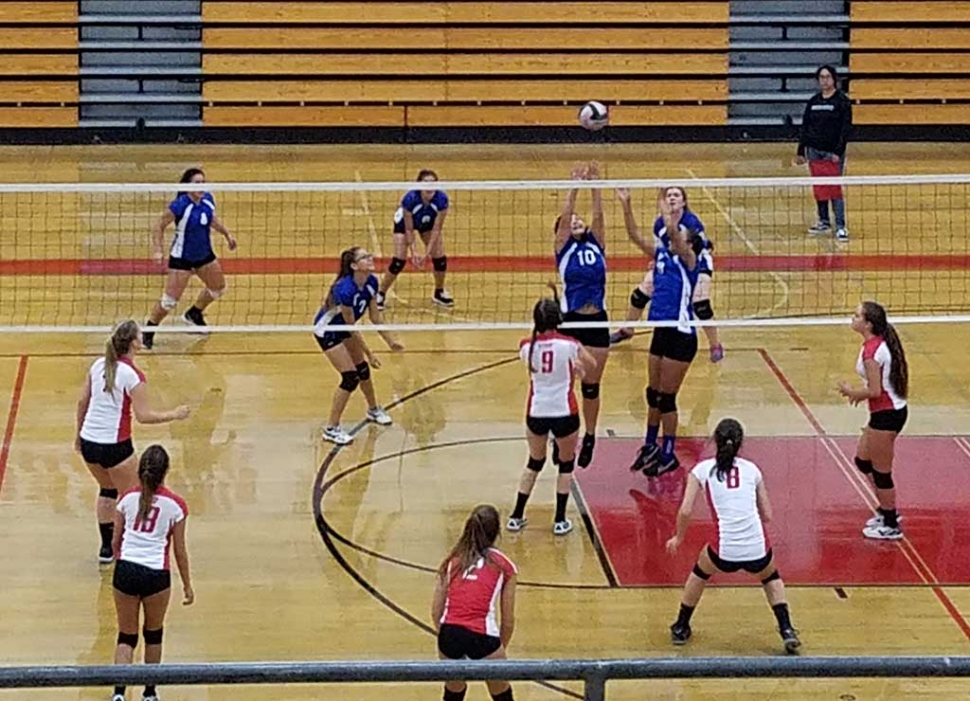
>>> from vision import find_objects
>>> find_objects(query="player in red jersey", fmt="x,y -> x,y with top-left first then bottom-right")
111,445 -> 194,701
432,505 -> 517,701
839,301 -> 909,540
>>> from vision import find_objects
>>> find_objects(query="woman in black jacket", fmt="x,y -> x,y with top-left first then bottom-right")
795,65 -> 852,241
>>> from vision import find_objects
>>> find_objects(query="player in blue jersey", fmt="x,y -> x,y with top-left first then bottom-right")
142,168 -> 238,350
610,187 -> 723,363
377,169 -> 454,310
314,246 -> 404,445
554,162 -> 610,469
617,188 -> 700,477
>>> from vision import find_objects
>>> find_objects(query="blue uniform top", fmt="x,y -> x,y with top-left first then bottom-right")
393,190 -> 449,234
313,273 -> 379,337
556,231 -> 607,313
653,211 -> 713,276
169,193 -> 216,263
648,240 -> 700,335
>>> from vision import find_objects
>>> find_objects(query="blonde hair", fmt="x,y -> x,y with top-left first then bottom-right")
104,320 -> 140,393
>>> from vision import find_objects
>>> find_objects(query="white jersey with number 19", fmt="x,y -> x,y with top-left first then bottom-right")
518,331 -> 580,418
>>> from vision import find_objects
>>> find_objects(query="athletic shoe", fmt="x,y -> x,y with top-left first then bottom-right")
780,626 -> 801,654
366,406 -> 392,426
609,328 -> 634,345
142,330 -> 155,350
182,307 -> 206,327
142,695 -> 160,701
670,622 -> 692,645
322,426 -> 353,445
835,228 -> 850,242
433,290 -> 455,307
98,545 -> 114,566
112,695 -> 125,701
645,453 -> 680,478
630,443 -> 660,472
506,516 -> 528,532
553,519 -> 573,536
862,524 -> 903,540
709,343 -> 725,363
865,512 -> 903,529
577,433 -> 596,469
808,221 -> 831,235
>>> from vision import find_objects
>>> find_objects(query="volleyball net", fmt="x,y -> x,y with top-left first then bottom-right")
1,174 -> 968,332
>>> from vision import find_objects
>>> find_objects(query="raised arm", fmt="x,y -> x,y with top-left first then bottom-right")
615,188 -> 655,256
587,161 -> 605,242
555,165 -> 586,253
660,189 -> 697,270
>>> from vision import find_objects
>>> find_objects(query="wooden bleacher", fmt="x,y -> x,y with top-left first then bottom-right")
200,0 -> 730,128
0,2 -> 78,127
851,1 -> 970,125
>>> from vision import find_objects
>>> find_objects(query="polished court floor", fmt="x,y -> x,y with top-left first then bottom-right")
1,143 -> 969,699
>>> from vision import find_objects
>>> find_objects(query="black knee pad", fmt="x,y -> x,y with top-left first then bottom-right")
142,627 -> 163,645
658,392 -> 677,414
99,487 -> 119,500
693,300 -> 714,321
339,370 -> 360,393
854,456 -> 874,476
581,382 -> 600,400
443,688 -> 467,701
761,570 -> 781,586
872,470 -> 894,490
490,689 -> 513,701
646,386 -> 661,409
527,457 -> 545,473
117,631 -> 138,649
690,232 -> 707,255
432,256 -> 448,272
630,287 -> 650,310
558,459 -> 575,475
355,361 -> 371,383
691,564 -> 711,580
388,257 -> 406,274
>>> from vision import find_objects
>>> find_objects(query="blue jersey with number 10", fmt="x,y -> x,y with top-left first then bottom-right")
556,231 -> 606,313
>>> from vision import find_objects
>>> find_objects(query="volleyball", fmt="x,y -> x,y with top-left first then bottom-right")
578,101 -> 609,131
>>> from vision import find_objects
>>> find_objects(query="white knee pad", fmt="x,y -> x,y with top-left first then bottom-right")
160,294 -> 178,310
206,287 -> 224,300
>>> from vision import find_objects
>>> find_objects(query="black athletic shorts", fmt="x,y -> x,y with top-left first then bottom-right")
649,327 -> 698,363
869,406 -> 908,433
707,546 -> 773,575
80,438 -> 134,469
437,624 -> 502,660
113,559 -> 172,598
314,331 -> 351,352
168,252 -> 217,271
560,310 -> 610,349
526,413 -> 581,439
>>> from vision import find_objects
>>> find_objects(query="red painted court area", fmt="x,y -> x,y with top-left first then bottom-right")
574,436 -> 970,587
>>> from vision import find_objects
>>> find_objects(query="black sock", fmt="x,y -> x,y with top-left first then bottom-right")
435,287 -> 444,295
511,492 -> 530,520
145,684 -> 156,697
772,602 -> 792,629
882,508 -> 899,528
189,305 -> 202,314
676,603 -> 695,627
114,685 -> 125,697
491,688 -> 514,701
99,522 -> 114,550
443,686 -> 467,701
555,491 -> 569,522
145,320 -> 158,328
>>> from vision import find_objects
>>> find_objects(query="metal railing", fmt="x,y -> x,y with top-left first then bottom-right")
3,657 -> 970,701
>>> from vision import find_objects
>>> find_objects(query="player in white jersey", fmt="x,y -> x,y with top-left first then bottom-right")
507,287 -> 593,536
76,320 -> 191,565
665,419 -> 801,654
111,445 -> 194,701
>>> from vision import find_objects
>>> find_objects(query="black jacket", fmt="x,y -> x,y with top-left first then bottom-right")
797,90 -> 852,158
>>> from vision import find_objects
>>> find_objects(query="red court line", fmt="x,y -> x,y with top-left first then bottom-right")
0,355 -> 29,495
759,347 -> 970,641
1,253 -> 969,276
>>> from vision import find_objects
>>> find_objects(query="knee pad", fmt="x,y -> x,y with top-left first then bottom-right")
527,457 -> 545,473
690,232 -> 707,255
693,300 -> 714,321
761,570 -> 781,586
206,287 -> 224,300
658,392 -> 677,414
691,563 -> 711,580
98,487 -> 119,500
646,387 -> 661,409
581,383 -> 600,400
558,459 -> 575,475
339,370 -> 360,393
432,256 -> 448,272
355,361 -> 371,383
854,456 -> 874,476
388,257 -> 406,274
160,294 -> 177,311
872,470 -> 894,490
630,287 -> 650,310
117,631 -> 139,649
444,688 -> 467,701
142,627 -> 163,645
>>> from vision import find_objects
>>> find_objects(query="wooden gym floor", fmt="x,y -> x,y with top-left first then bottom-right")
0,143 -> 969,700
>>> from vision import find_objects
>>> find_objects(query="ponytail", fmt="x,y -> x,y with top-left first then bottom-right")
137,444 -> 170,522
326,247 -> 361,308
712,418 -> 744,482
438,504 -> 500,581
104,320 -> 140,393
528,284 -> 563,373
861,301 -> 908,399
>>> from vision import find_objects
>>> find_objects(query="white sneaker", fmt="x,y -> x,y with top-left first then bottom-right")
863,524 -> 903,540
835,228 -> 849,241
366,406 -> 392,426
506,516 -> 528,532
322,426 -> 353,445
112,695 -> 125,701
865,513 -> 903,529
143,695 -> 160,701
553,519 -> 574,536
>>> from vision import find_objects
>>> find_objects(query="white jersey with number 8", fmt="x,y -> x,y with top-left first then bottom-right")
117,487 -> 188,571
691,457 -> 767,562
518,331 -> 580,418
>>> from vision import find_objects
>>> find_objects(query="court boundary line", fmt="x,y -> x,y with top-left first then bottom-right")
758,348 -> 970,642
0,355 -> 28,495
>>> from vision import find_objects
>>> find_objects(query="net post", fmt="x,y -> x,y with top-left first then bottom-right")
583,669 -> 607,701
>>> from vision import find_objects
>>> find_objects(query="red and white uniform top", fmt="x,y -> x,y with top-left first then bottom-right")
691,457 -> 768,562
518,331 -> 579,418
116,486 -> 188,571
856,335 -> 906,413
79,357 -> 145,444
440,548 -> 517,637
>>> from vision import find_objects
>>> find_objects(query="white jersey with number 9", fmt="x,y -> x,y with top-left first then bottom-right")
518,331 -> 580,418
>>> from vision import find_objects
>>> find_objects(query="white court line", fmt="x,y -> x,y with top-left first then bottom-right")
686,168 -> 791,319
955,436 -> 970,461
